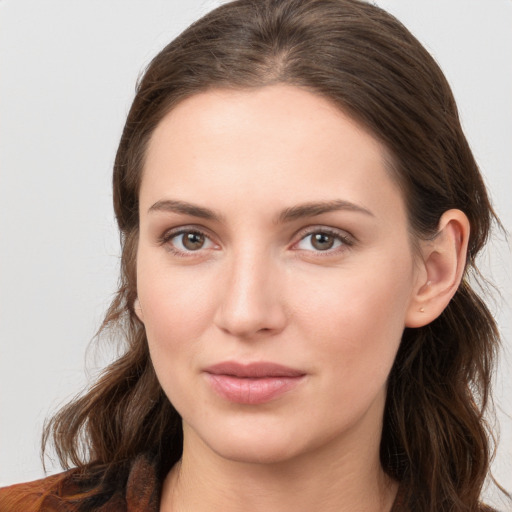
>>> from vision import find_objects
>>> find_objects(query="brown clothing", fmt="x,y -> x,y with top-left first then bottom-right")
0,454 -> 159,511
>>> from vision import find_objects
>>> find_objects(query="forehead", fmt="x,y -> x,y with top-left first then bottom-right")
146,85 -> 388,167
140,84 -> 406,226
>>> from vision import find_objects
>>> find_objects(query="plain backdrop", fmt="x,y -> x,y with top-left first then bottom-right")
1,0 -> 511,505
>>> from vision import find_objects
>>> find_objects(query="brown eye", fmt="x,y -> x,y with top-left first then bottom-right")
181,232 -> 205,250
295,229 -> 350,253
311,232 -> 335,251
163,229 -> 217,256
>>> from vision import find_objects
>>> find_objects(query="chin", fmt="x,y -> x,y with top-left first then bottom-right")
185,416 -> 329,467
210,436 -> 306,465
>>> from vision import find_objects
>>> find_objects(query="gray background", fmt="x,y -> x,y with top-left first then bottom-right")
1,0 -> 511,504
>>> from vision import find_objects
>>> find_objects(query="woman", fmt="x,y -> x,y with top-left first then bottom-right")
0,0 -> 508,510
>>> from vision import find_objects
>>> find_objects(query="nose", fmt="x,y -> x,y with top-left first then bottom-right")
213,250 -> 287,339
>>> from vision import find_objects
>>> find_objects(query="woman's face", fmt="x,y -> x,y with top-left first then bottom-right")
136,85 -> 422,465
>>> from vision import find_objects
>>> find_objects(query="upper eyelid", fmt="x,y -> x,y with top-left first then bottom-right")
159,223 -> 352,236
293,225 -> 354,242
292,232 -> 354,254
159,225 -> 215,242
159,227 -> 218,257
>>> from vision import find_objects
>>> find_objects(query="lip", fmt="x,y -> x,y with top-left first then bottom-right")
203,361 -> 306,405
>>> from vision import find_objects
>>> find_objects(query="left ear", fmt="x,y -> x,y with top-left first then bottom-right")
405,209 -> 470,328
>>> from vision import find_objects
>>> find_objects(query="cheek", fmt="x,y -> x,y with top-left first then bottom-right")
137,261 -> 215,345
137,267 -> 210,406
294,255 -> 414,381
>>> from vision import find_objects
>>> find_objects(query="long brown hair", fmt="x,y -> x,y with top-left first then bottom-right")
43,0 -> 505,509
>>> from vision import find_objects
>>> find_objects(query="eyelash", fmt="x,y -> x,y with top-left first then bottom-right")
158,226 -> 354,258
158,228 -> 217,258
294,227 -> 354,256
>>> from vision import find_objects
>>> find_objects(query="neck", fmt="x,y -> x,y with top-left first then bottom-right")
160,418 -> 398,512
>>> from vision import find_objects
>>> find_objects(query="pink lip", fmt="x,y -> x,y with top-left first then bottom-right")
204,362 -> 306,405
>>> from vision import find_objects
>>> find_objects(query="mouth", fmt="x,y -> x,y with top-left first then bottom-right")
203,361 -> 306,405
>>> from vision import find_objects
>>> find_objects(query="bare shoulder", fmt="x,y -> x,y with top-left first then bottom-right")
0,471 -> 80,512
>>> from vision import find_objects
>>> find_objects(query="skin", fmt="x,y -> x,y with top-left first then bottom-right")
135,84 -> 469,512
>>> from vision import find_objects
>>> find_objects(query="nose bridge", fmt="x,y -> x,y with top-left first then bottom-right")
214,243 -> 286,338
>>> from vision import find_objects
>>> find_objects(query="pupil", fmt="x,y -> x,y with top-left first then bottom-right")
312,233 -> 334,250
183,232 -> 204,250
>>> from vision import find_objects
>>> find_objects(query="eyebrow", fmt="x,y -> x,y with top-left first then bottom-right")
147,198 -> 374,223
276,199 -> 374,223
148,199 -> 225,222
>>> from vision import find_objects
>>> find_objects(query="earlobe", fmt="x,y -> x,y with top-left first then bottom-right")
405,209 -> 470,328
134,298 -> 144,323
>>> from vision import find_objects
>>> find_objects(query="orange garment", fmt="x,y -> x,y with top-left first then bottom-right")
0,453 -> 159,511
